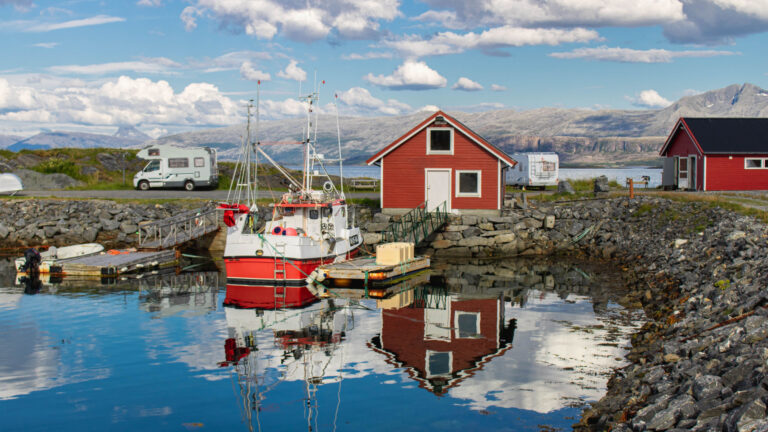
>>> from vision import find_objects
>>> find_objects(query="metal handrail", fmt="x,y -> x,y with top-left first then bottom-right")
137,207 -> 219,249
383,201 -> 448,245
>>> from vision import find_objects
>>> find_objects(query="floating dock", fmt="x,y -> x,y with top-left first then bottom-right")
17,249 -> 178,277
321,269 -> 430,299
315,255 -> 430,288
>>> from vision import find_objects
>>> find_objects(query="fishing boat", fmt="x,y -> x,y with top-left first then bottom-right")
220,84 -> 362,307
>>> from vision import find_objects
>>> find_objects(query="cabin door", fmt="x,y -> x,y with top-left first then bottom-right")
688,156 -> 696,190
425,169 -> 451,212
677,157 -> 689,189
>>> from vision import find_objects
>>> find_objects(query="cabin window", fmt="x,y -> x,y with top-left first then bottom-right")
194,157 -> 205,167
148,148 -> 159,156
322,207 -> 332,218
455,312 -> 480,338
427,127 -> 453,155
309,209 -> 319,220
143,160 -> 160,172
542,161 -> 556,172
168,158 -> 189,168
745,158 -> 766,169
425,351 -> 452,377
456,170 -> 481,197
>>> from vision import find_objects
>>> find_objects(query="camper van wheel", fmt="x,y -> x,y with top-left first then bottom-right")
138,181 -> 150,191
184,180 -> 195,191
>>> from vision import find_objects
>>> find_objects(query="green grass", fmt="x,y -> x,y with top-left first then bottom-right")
33,158 -> 85,180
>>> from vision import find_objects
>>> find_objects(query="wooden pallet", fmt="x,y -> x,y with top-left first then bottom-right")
321,269 -> 430,299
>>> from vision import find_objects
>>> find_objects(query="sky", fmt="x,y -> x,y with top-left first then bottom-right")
1,0 -> 768,138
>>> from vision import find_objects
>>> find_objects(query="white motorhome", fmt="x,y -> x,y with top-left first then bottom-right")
507,152 -> 559,189
133,145 -> 218,191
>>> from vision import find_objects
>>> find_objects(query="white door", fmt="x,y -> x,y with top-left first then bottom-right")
425,169 -> 451,212
677,157 -> 689,189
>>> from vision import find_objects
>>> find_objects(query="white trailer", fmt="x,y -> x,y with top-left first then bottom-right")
0,173 -> 23,195
133,145 -> 218,191
507,152 -> 559,189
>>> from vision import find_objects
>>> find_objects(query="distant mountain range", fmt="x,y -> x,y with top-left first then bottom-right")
3,83 -> 768,166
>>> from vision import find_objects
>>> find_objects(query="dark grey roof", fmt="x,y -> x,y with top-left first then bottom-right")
683,117 -> 768,154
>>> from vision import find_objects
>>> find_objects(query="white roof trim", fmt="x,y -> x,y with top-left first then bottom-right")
367,116 -> 514,167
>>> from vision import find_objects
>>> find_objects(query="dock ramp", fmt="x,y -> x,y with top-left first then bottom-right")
137,207 -> 219,250
382,201 -> 448,245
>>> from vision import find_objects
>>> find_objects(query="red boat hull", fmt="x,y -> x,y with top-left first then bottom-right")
224,248 -> 360,285
224,283 -> 318,309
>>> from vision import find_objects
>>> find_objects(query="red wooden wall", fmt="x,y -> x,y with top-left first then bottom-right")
706,155 -> 768,190
379,298 -> 500,394
381,123 -> 500,210
664,128 -> 704,190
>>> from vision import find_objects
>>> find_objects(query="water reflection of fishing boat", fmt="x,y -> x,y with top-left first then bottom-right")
139,271 -> 219,317
222,299 -> 354,431
370,286 -> 517,395
220,86 -> 361,303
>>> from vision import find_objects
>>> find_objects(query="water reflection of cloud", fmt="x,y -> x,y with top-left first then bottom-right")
448,291 -> 641,413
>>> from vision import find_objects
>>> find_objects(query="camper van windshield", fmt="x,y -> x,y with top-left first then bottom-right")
144,160 -> 160,172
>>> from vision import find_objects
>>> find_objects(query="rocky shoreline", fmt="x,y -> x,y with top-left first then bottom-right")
2,196 -> 767,430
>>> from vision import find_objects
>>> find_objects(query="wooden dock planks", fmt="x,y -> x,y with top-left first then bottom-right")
318,255 -> 430,284
24,250 -> 178,277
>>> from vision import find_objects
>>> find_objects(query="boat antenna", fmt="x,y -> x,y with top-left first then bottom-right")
334,92 -> 345,199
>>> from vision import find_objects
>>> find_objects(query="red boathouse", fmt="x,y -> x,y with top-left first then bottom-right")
660,117 -> 768,191
366,110 -> 516,215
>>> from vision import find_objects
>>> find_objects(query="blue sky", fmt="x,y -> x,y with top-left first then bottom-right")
1,0 -> 768,137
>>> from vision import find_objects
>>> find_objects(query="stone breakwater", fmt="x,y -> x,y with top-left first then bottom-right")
366,197 -> 768,431
0,199 -> 200,249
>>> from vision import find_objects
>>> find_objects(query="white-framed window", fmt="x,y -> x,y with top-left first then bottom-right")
454,311 -> 480,338
168,158 -> 189,168
426,127 -> 453,155
745,158 -> 768,169
456,170 -> 481,197
194,157 -> 205,167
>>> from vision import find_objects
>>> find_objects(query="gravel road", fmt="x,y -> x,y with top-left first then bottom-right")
16,189 -> 380,201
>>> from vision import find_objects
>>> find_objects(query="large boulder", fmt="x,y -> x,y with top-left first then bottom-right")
594,175 -> 610,193
557,180 -> 575,194
13,169 -> 83,190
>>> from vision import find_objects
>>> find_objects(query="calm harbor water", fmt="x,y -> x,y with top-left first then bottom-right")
0,258 -> 643,431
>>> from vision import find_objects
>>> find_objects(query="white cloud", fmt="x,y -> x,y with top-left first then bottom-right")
629,89 -> 672,108
25,15 -> 126,32
0,75 -> 242,128
277,60 -> 307,81
341,52 -> 393,60
550,46 -> 737,63
0,0 -> 33,12
240,61 -> 271,82
490,84 -> 507,91
48,58 -> 182,75
147,127 -> 168,138
137,0 -> 163,6
383,26 -> 600,57
33,42 -> 59,49
180,6 -> 202,31
418,0 -> 684,29
364,60 -> 447,90
336,87 -> 412,115
418,104 -> 441,112
662,0 -> 768,44
413,10 -> 463,29
186,0 -> 399,42
191,51 -> 275,73
452,77 -> 483,91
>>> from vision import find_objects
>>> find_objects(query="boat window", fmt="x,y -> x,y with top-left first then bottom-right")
169,158 -> 189,168
194,157 -> 205,167
427,128 -> 453,154
309,209 -> 319,220
322,207 -> 332,218
456,170 -> 481,197
144,160 -> 160,172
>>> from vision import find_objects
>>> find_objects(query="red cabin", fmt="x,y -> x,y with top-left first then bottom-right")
366,111 -> 516,215
660,117 -> 768,191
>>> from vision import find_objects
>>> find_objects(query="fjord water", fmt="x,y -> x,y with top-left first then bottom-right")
0,258 -> 643,431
